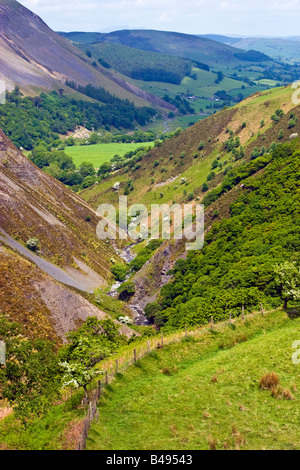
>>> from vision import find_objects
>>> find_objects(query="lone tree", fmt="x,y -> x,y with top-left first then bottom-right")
274,262 -> 300,310
59,317 -> 127,398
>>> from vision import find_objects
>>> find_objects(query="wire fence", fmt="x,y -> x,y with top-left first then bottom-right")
76,303 -> 266,450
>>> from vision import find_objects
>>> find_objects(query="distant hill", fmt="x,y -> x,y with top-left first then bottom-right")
0,0 -> 171,109
60,29 -> 298,126
60,29 -> 272,67
202,34 -> 300,64
76,42 -> 196,85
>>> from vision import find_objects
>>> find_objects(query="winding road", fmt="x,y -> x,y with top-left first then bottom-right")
0,229 -> 95,293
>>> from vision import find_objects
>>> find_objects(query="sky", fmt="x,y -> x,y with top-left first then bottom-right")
19,0 -> 300,37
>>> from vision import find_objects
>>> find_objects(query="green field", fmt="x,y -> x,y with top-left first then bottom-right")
86,309 -> 300,450
129,67 -> 252,100
64,142 -> 154,168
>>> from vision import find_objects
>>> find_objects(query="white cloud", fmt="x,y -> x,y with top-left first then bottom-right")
18,0 -> 300,36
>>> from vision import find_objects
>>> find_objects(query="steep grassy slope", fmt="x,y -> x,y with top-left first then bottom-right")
0,0 -> 165,108
81,85 -> 299,209
79,85 -> 300,321
86,309 -> 300,450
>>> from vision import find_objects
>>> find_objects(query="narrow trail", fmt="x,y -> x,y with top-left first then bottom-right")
0,229 -> 95,293
0,229 -> 149,326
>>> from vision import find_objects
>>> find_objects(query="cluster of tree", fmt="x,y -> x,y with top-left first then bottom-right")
234,50 -> 271,62
65,81 -> 157,127
0,88 -> 156,151
163,94 -> 195,115
97,146 -> 152,180
0,315 -> 129,418
146,142 -> 300,329
111,240 -> 163,282
86,129 -> 156,145
29,146 -> 99,190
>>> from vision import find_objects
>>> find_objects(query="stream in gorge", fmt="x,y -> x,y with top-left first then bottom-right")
109,242 -> 149,326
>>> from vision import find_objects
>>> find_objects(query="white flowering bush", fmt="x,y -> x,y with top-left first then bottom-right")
274,261 -> 300,309
59,361 -> 100,392
118,315 -> 134,325
58,316 -> 128,397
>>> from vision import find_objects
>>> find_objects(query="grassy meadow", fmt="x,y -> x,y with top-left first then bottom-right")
64,142 -> 154,168
86,309 -> 300,450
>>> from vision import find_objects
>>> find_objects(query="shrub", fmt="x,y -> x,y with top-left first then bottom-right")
259,372 -> 279,390
111,264 -> 129,281
117,281 -> 135,300
26,238 -> 40,252
288,119 -> 296,129
207,171 -> 215,181
202,182 -> 209,192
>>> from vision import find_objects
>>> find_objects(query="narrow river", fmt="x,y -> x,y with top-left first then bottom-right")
109,242 -> 149,326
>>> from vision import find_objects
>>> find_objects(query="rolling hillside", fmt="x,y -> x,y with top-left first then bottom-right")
203,34 -> 300,64
81,85 -> 299,209
86,309 -> 300,451
61,29 -> 270,68
60,29 -> 300,128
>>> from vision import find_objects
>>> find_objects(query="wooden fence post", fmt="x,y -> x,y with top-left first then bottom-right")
97,380 -> 101,400
210,316 -> 214,329
242,304 -> 245,321
134,348 -> 137,363
229,312 -> 232,324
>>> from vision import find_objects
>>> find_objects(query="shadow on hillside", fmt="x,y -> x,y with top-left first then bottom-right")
287,306 -> 300,318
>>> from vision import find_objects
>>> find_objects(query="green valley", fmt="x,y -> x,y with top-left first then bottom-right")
0,0 -> 300,454
64,141 -> 155,168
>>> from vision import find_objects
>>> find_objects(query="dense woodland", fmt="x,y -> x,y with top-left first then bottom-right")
81,42 -> 199,84
146,142 -> 300,329
0,87 -> 156,151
